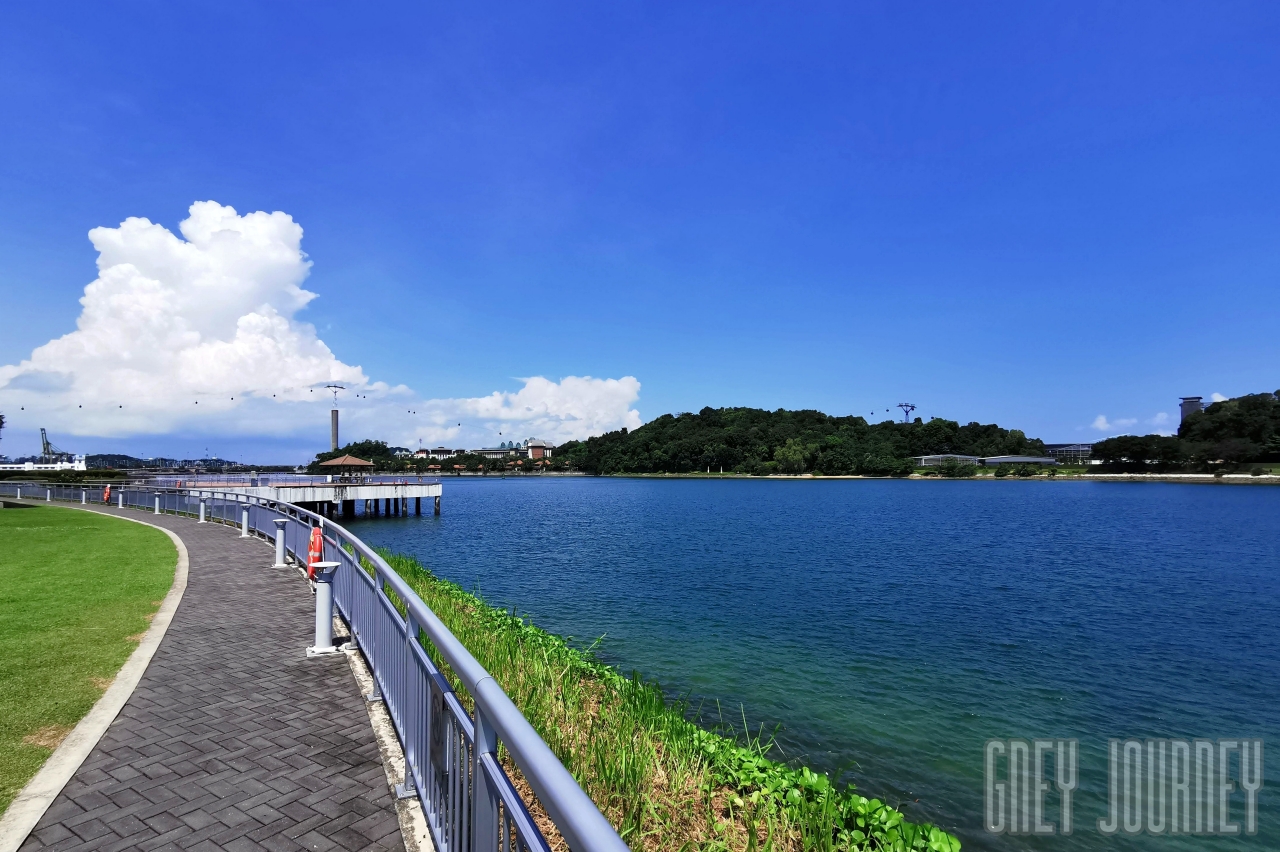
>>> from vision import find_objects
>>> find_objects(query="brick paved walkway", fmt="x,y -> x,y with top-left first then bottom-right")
18,504 -> 405,852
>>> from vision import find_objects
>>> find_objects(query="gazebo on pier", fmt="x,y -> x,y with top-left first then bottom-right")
319,454 -> 375,481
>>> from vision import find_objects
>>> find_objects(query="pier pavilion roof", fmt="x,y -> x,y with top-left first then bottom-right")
319,454 -> 374,467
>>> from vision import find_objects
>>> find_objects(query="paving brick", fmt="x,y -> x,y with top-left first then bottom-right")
19,507 -> 404,851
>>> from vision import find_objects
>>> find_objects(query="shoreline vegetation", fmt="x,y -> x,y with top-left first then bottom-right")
371,549 -> 962,852
612,472 -> 1280,484
298,390 -> 1280,480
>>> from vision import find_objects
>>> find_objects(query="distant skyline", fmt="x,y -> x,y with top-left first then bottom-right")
1,3 -> 1278,463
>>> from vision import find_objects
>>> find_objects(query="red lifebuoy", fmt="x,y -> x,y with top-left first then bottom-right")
307,526 -> 324,579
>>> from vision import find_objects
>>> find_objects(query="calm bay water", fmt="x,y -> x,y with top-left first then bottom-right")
345,477 -> 1280,850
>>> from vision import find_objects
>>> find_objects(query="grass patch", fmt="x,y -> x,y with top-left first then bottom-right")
0,506 -> 176,814
375,550 -> 961,852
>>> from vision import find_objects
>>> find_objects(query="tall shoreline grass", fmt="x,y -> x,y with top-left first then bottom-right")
373,550 -> 961,852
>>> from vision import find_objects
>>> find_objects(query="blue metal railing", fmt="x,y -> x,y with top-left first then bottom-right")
0,481 -> 628,852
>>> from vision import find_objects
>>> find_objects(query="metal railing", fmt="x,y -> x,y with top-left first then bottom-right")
0,481 -> 628,852
146,474 -> 445,488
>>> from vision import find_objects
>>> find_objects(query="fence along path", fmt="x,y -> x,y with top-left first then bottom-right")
9,499 -> 405,852
2,483 -> 629,852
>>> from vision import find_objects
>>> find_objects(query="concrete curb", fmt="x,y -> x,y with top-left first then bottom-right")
0,504 -> 190,852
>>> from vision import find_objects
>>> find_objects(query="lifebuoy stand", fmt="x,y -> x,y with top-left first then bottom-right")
307,526 -> 324,580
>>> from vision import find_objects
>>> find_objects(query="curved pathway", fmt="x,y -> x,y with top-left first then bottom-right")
16,504 -> 404,852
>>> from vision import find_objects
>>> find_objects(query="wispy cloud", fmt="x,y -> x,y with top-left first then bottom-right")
1145,412 -> 1174,436
0,201 -> 642,449
1211,392 -> 1228,402
1091,415 -> 1137,432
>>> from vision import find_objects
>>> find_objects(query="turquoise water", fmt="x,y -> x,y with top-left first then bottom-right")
345,477 -> 1280,850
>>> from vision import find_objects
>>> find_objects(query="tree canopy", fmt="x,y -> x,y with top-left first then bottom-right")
553,407 -> 1045,476
1092,390 -> 1280,468
1178,391 -> 1280,463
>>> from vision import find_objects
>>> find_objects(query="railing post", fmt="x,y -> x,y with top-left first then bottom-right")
241,503 -> 251,537
46,488 -> 51,502
81,489 -> 86,505
198,497 -> 207,523
472,702 -> 500,852
118,491 -> 124,509
154,493 -> 161,515
307,562 -> 341,656
273,518 -> 288,567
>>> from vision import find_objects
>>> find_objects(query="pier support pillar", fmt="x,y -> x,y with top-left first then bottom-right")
415,497 -> 421,515
434,495 -> 441,516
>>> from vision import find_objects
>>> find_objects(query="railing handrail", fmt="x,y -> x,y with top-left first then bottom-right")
0,482 -> 628,852
280,500 -> 626,852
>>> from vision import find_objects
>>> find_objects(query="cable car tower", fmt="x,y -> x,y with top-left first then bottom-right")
897,403 -> 916,423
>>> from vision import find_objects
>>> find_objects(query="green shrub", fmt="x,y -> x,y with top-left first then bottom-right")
937,458 -> 977,478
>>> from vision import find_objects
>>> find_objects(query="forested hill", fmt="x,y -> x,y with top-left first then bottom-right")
1092,390 -> 1280,466
1177,391 -> 1280,460
555,407 -> 1045,476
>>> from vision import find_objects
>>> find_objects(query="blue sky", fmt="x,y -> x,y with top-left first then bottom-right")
1,2 -> 1277,462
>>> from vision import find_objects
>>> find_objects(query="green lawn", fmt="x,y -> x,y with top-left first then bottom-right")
0,505 -> 176,814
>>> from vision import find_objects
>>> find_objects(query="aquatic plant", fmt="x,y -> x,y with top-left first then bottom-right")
369,550 -> 962,852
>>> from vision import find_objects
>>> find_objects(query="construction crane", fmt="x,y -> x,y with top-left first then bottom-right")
897,403 -> 916,423
40,428 -> 74,463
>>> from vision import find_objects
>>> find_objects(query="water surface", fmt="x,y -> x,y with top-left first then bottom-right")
345,477 -> 1280,850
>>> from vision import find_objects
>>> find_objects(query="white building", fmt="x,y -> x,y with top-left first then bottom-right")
979,455 -> 1057,466
912,454 -> 980,466
0,455 -> 88,472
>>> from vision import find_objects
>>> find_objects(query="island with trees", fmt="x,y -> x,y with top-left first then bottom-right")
1091,391 -> 1280,471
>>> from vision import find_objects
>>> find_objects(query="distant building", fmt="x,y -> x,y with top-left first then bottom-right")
474,447 -> 516,460
912,454 -> 980,466
427,447 -> 466,460
472,438 -> 556,460
1043,443 -> 1095,465
1180,396 -> 1204,423
0,454 -> 87,472
979,455 -> 1057,466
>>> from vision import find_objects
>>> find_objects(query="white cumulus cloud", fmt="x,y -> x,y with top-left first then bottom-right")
0,202 -> 641,451
1211,392 -> 1228,402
